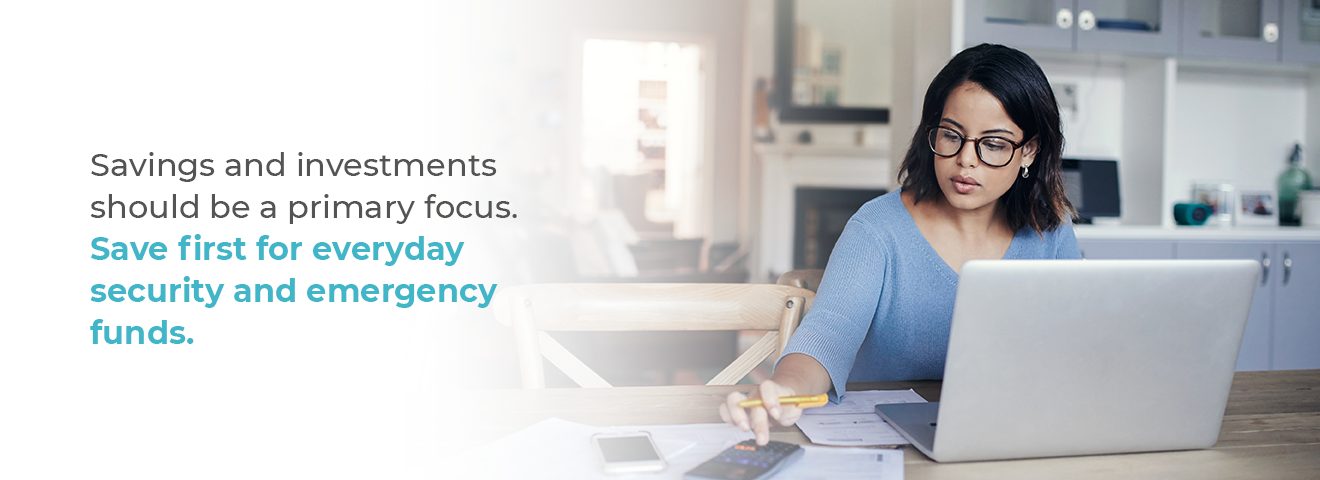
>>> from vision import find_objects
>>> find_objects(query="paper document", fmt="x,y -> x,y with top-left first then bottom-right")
797,413 -> 910,446
779,446 -> 904,480
797,389 -> 926,446
803,389 -> 927,415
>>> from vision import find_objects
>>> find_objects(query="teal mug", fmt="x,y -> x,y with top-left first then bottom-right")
1173,203 -> 1213,226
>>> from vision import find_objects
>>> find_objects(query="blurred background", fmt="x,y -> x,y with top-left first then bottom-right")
466,0 -> 1320,388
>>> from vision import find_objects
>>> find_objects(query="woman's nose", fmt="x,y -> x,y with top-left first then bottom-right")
956,142 -> 978,168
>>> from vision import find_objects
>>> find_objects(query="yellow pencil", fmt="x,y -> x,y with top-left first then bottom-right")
737,393 -> 829,409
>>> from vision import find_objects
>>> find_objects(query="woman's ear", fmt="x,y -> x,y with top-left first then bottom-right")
1021,138 -> 1039,168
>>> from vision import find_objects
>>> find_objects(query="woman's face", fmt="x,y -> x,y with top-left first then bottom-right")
931,81 -> 1036,214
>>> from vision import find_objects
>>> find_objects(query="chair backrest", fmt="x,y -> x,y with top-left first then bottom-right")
777,269 -> 825,292
494,283 -> 814,388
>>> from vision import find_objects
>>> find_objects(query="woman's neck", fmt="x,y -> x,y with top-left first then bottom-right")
908,190 -> 1006,239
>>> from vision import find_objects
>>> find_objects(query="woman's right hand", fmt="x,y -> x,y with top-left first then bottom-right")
718,379 -> 805,445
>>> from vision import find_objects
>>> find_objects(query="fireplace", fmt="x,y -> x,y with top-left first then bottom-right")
794,187 -> 888,269
754,143 -> 893,282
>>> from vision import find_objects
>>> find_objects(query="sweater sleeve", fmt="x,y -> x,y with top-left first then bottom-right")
778,217 -> 887,399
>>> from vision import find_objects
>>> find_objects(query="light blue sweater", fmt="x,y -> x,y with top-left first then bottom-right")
779,189 -> 1081,397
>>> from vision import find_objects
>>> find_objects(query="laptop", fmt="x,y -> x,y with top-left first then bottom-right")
875,259 -> 1260,462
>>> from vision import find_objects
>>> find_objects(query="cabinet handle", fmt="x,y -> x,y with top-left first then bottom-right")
1264,22 -> 1280,43
1078,10 -> 1096,31
1056,8 -> 1074,29
1261,252 -> 1271,286
1283,251 -> 1292,286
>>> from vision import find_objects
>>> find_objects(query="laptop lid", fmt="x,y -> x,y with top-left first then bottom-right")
930,259 -> 1259,462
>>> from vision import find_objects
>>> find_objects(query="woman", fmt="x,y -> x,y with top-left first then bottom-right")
720,44 -> 1080,445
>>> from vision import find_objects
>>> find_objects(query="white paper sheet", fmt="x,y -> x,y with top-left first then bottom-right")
779,446 -> 904,480
796,413 -> 910,446
803,389 -> 928,415
796,389 -> 927,446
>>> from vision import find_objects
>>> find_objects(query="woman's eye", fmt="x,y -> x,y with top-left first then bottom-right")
941,131 -> 961,142
982,139 -> 1009,151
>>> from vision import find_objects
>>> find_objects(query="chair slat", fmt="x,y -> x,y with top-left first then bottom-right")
539,332 -> 612,388
496,283 -> 815,388
708,331 -> 779,386
508,284 -> 812,331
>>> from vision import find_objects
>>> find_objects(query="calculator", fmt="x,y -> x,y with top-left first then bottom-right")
684,440 -> 804,480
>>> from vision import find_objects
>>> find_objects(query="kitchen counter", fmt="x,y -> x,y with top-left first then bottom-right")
1075,225 -> 1320,241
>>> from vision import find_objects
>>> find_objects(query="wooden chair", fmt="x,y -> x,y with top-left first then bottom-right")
777,269 -> 825,292
494,283 -> 814,388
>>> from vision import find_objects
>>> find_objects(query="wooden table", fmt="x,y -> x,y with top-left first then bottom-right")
476,370 -> 1320,479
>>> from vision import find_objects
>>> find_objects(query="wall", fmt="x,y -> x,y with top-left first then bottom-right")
1036,57 -> 1126,160
889,0 -> 956,180
1169,67 -> 1309,204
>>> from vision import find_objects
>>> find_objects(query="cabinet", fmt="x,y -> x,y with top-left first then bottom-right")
1174,242 -> 1275,371
1180,0 -> 1282,62
1177,241 -> 1320,369
1281,0 -> 1320,63
964,0 -> 1075,52
1073,236 -> 1320,371
1077,239 -> 1174,259
965,0 -> 1320,65
1185,0 -> 1320,64
965,0 -> 1180,56
1178,241 -> 1320,371
1271,242 -> 1320,369
1076,0 -> 1180,55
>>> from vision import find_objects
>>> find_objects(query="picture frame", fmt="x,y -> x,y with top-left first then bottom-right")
1192,182 -> 1235,227
1235,189 -> 1279,226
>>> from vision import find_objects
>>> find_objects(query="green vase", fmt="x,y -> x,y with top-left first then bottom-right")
1279,144 -> 1314,225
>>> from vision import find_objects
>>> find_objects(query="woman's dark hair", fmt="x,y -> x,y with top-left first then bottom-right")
897,43 -> 1075,233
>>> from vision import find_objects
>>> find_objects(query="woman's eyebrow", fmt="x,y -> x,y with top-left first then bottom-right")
941,118 -> 1019,138
980,128 -> 1018,137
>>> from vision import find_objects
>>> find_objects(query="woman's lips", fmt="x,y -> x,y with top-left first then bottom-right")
952,176 -> 980,194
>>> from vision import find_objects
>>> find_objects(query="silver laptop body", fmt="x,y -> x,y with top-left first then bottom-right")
875,259 -> 1260,462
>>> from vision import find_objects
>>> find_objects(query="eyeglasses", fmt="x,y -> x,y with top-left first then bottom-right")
927,126 -> 1023,168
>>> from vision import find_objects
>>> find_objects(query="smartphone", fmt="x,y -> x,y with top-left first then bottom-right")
591,431 -> 666,474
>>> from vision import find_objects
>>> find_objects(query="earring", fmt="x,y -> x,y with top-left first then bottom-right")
1021,165 -> 1030,179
